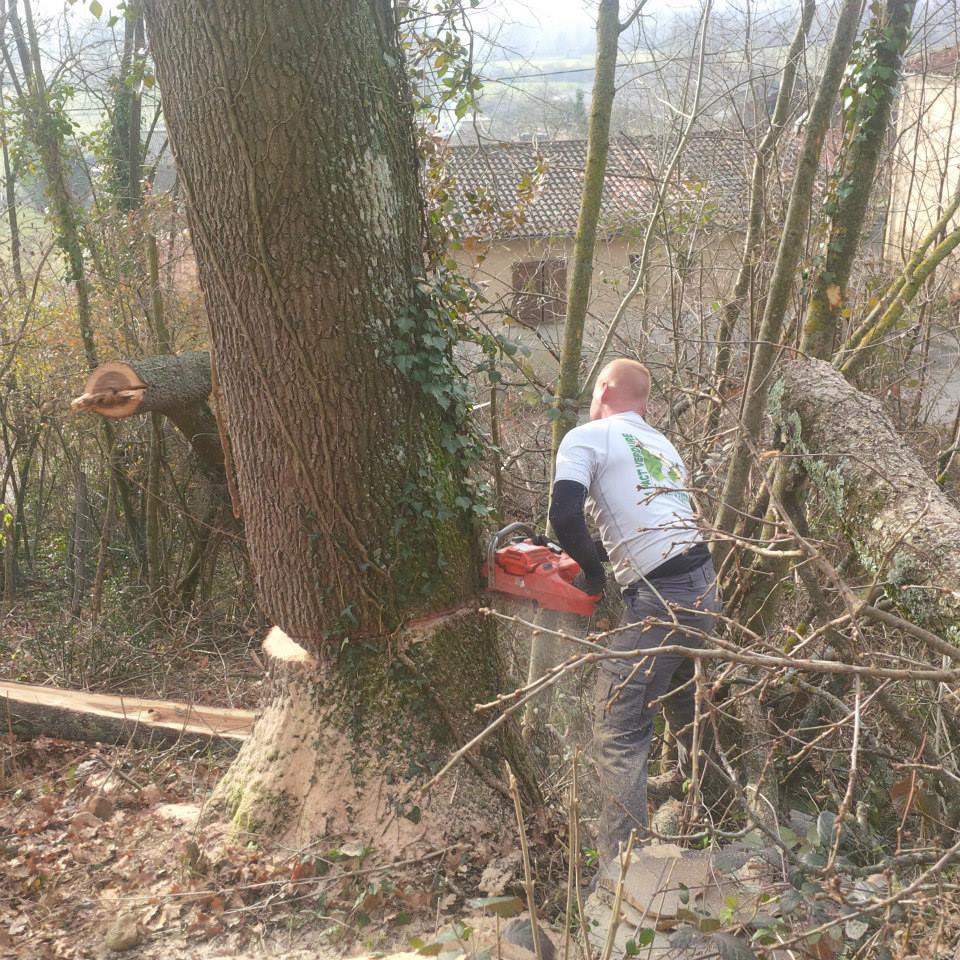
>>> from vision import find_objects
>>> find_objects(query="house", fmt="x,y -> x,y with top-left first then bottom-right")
886,44 -> 960,260
443,134 -> 757,377
882,44 -> 960,424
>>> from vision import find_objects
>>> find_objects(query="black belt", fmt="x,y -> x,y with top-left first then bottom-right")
622,542 -> 712,596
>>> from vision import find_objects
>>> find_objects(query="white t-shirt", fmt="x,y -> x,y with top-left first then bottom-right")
554,411 -> 701,586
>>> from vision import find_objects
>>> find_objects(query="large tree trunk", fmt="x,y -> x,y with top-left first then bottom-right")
143,0 -> 529,844
776,358 -> 960,637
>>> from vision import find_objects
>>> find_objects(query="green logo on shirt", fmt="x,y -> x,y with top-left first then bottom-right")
622,434 -> 689,505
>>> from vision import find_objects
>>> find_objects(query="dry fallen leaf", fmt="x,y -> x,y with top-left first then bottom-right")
86,795 -> 114,821
139,783 -> 163,806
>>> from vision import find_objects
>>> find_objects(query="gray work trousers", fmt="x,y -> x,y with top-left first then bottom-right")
594,560 -> 720,863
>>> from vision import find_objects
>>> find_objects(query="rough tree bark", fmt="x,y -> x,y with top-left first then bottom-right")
801,0 -> 917,357
775,358 -> 960,637
142,0 -> 530,843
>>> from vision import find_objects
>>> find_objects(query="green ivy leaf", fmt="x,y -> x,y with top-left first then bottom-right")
778,826 -> 798,846
409,937 -> 443,956
465,896 -> 524,918
711,932 -> 756,960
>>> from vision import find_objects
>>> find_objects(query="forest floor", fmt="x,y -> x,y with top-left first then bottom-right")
0,592 -> 266,712
0,732 -> 515,959
4,599 -> 960,959
0,600 -> 563,959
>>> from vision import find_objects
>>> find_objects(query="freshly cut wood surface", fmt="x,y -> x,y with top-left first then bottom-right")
0,679 -> 256,748
71,361 -> 148,418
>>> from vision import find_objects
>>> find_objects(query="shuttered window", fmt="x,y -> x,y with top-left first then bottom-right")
511,258 -> 567,324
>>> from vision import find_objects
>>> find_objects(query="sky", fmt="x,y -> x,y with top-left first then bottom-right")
32,0 -> 711,32
27,0 -> 811,69
473,0 -> 715,38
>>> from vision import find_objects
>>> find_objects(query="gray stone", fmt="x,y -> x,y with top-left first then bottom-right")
104,914 -> 140,952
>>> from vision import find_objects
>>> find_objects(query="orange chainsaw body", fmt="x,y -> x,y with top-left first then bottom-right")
484,528 -> 601,617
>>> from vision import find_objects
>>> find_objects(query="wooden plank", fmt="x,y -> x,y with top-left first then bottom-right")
0,680 -> 257,750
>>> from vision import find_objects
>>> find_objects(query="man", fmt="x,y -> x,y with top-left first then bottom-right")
549,358 -> 719,863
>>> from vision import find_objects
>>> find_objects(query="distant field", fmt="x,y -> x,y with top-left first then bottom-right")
481,53 -> 659,79
482,55 -> 595,76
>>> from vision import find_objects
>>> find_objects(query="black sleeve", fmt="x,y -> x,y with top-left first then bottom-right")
548,480 -> 606,583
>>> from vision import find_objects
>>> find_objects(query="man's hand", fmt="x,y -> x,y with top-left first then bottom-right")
573,570 -> 605,597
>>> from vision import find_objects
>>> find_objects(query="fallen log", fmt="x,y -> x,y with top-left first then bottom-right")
71,352 -> 224,482
775,358 -> 960,636
0,679 -> 256,750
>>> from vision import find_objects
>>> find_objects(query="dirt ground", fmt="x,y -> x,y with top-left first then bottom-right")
0,735 -> 507,960
0,599 -> 581,959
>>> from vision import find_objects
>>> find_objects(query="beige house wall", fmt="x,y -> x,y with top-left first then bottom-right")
882,70 -> 960,426
886,73 -> 960,261
453,231 -> 744,382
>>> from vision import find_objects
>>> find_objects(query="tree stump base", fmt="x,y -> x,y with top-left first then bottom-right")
212,626 -> 519,849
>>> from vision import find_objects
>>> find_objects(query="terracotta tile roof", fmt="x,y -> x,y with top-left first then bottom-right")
904,43 -> 960,77
443,133 -> 757,240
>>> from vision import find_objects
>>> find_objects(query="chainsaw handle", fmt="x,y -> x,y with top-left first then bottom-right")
486,522 -> 538,591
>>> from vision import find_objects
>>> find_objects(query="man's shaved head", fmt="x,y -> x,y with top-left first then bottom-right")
590,359 -> 651,420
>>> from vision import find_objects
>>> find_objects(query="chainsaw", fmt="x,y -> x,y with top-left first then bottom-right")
483,522 -> 602,617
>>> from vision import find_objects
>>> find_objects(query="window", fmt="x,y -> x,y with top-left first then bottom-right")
511,258 -> 567,324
